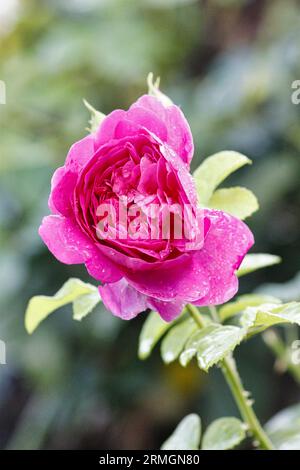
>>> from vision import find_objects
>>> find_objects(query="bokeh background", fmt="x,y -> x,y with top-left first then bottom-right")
0,0 -> 300,450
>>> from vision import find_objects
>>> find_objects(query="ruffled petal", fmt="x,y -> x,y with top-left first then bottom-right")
65,134 -> 95,171
192,209 -> 254,306
132,95 -> 194,165
39,215 -> 93,264
124,254 -> 210,302
39,215 -> 122,283
99,278 -> 185,322
48,168 -> 77,216
99,278 -> 148,320
95,110 -> 127,148
147,297 -> 185,322
127,105 -> 168,142
85,250 -> 122,283
48,135 -> 96,216
93,95 -> 193,165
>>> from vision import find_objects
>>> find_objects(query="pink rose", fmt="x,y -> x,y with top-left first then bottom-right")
39,94 -> 254,321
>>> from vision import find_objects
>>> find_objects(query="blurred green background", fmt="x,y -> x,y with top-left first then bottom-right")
0,0 -> 300,449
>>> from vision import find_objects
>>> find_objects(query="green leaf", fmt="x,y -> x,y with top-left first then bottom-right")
83,99 -> 106,133
202,417 -> 247,450
179,324 -> 245,371
25,278 -> 99,334
138,311 -> 173,360
208,187 -> 259,220
256,271 -> 300,302
241,302 -> 300,335
193,151 -> 251,205
265,403 -> 300,450
73,290 -> 101,321
161,318 -> 198,364
237,253 -> 281,277
161,414 -> 201,450
147,72 -> 173,107
219,294 -> 281,322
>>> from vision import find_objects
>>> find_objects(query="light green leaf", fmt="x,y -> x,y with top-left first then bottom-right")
256,271 -> 300,302
161,318 -> 197,364
219,294 -> 281,322
25,278 -> 99,334
73,290 -> 101,321
241,302 -> 300,335
237,253 -> 281,277
138,311 -> 173,360
179,324 -> 245,371
193,151 -> 251,205
83,99 -> 106,133
161,414 -> 201,450
208,187 -> 259,220
202,417 -> 247,450
265,403 -> 300,450
268,434 -> 300,450
147,72 -> 173,107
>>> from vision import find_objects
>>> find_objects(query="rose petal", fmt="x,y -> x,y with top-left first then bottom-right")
39,215 -> 93,264
95,110 -> 127,148
192,209 -> 254,306
132,95 -> 194,165
85,250 -> 122,283
94,95 -> 193,165
127,106 -> 168,142
99,278 -> 148,320
39,215 -> 122,282
48,135 -> 96,215
124,254 -> 210,302
148,297 -> 185,322
65,134 -> 95,171
48,168 -> 77,216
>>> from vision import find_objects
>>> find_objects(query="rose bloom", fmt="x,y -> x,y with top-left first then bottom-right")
40,94 -> 254,321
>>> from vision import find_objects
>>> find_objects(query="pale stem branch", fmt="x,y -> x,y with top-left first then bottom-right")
263,329 -> 300,384
186,304 -> 274,450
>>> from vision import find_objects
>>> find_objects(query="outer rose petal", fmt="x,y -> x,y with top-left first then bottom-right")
94,95 -> 193,165
126,106 -> 168,142
48,168 -> 77,216
192,209 -> 254,306
99,278 -> 148,320
147,297 -> 185,322
39,215 -> 122,283
95,110 -> 127,148
124,255 -> 210,302
65,134 -> 95,171
49,135 -> 95,216
85,252 -> 122,283
132,95 -> 194,165
99,278 -> 185,322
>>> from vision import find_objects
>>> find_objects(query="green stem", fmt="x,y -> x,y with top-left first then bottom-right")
186,304 -> 206,328
208,304 -> 219,322
221,354 -> 274,450
186,304 -> 274,450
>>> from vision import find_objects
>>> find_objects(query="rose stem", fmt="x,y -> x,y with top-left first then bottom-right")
186,304 -> 274,450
